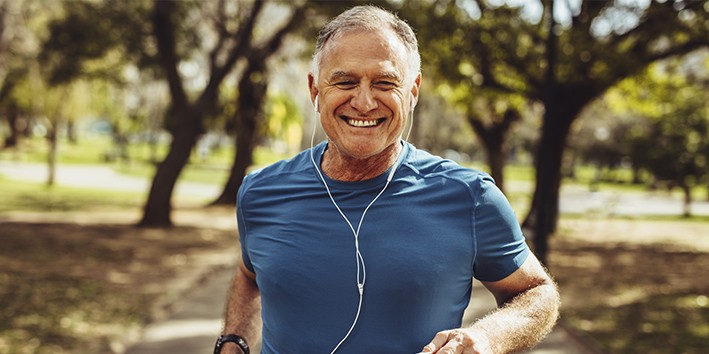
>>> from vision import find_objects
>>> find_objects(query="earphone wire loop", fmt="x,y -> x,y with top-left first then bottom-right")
309,99 -> 402,354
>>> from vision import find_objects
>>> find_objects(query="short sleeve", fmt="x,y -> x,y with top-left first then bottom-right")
237,178 -> 255,273
472,175 -> 530,282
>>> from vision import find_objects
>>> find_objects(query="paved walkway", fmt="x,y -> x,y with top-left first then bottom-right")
124,266 -> 600,354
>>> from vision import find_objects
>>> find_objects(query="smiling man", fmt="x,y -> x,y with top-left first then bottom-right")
217,6 -> 559,354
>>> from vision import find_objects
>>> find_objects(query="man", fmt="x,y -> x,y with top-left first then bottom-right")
217,5 -> 559,354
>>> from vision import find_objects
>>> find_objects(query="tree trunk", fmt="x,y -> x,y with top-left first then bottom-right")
467,109 -> 519,194
139,118 -> 200,227
212,117 -> 257,205
3,102 -> 20,148
486,146 -> 505,193
526,113 -> 573,263
682,184 -> 692,218
528,0 -> 557,265
47,124 -> 58,187
67,120 -> 77,144
212,60 -> 267,206
632,165 -> 643,184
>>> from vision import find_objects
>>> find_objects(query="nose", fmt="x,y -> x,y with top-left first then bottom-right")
350,85 -> 378,113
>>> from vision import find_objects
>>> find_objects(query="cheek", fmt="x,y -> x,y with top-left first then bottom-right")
322,95 -> 350,116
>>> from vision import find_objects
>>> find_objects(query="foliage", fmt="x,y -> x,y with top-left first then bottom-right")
264,92 -> 304,154
601,56 -> 709,213
398,1 -> 538,189
39,0 -> 154,86
400,0 -> 709,261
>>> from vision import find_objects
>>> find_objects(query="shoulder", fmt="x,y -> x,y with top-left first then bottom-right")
401,143 -> 496,196
239,146 -> 318,199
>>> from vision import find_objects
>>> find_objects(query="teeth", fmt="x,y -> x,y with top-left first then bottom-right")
347,119 -> 379,127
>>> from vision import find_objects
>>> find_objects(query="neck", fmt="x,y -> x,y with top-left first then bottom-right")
322,141 -> 403,182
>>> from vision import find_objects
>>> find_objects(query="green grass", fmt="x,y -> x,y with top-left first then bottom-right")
8,135 -> 706,199
0,176 -> 145,212
111,145 -> 289,185
1,136 -> 292,187
2,135 -> 115,165
503,164 -> 536,182
111,163 -> 229,186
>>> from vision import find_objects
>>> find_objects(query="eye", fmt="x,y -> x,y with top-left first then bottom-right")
374,81 -> 398,90
335,81 -> 357,90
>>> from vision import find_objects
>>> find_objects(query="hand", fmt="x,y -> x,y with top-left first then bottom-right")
417,328 -> 493,354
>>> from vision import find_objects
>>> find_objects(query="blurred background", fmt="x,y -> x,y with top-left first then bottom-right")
0,0 -> 707,353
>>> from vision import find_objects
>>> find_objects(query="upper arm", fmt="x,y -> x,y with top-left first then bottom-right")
480,252 -> 554,306
240,259 -> 258,285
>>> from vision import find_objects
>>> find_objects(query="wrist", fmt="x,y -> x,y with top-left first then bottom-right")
214,334 -> 249,354
461,328 -> 494,354
220,342 -> 244,354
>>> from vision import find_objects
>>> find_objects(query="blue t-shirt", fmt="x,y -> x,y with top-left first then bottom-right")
237,141 -> 529,354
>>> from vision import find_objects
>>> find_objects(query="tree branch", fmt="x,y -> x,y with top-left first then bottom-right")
208,0 -> 231,74
152,0 -> 188,109
199,0 -> 264,109
251,5 -> 306,61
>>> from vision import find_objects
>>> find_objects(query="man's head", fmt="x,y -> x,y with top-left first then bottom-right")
308,6 -> 422,162
311,6 -> 421,87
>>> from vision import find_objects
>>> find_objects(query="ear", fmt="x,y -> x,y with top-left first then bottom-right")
308,72 -> 319,111
410,72 -> 421,110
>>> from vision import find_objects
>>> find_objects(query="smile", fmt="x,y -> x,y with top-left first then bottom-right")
342,117 -> 385,128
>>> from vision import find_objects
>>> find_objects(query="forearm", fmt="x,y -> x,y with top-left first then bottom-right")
221,263 -> 262,354
471,280 -> 560,354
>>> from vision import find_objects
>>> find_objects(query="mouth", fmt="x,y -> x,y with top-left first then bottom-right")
341,116 -> 386,128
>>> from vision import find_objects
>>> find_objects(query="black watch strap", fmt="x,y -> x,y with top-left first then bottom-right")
214,334 -> 249,354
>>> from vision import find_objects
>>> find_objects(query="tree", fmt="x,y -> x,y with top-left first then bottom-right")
32,0 -> 157,184
0,0 -> 99,183
528,0 -> 708,262
407,0 -> 709,263
212,5 -> 306,205
607,59 -> 709,216
407,2 -> 533,192
0,0 -> 48,149
37,0 -> 308,225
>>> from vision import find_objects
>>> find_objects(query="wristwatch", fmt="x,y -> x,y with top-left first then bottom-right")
214,334 -> 249,354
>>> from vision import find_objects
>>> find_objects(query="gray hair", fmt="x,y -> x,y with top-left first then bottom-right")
311,5 -> 421,85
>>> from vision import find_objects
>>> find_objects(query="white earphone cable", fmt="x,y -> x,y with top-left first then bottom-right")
309,96 -> 411,353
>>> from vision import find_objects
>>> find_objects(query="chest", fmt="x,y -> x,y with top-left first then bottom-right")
243,182 -> 476,298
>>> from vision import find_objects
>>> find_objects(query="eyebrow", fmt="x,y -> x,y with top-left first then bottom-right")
328,71 -> 354,82
327,70 -> 403,82
377,72 -> 402,82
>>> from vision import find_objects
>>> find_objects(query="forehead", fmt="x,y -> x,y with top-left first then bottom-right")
318,28 -> 411,80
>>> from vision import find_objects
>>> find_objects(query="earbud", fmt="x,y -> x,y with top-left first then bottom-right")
314,95 -> 319,112
405,99 -> 415,142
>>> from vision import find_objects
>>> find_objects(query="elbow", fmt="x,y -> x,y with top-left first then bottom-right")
542,279 -> 562,329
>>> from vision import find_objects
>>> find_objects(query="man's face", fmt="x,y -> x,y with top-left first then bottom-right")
309,29 -> 420,161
